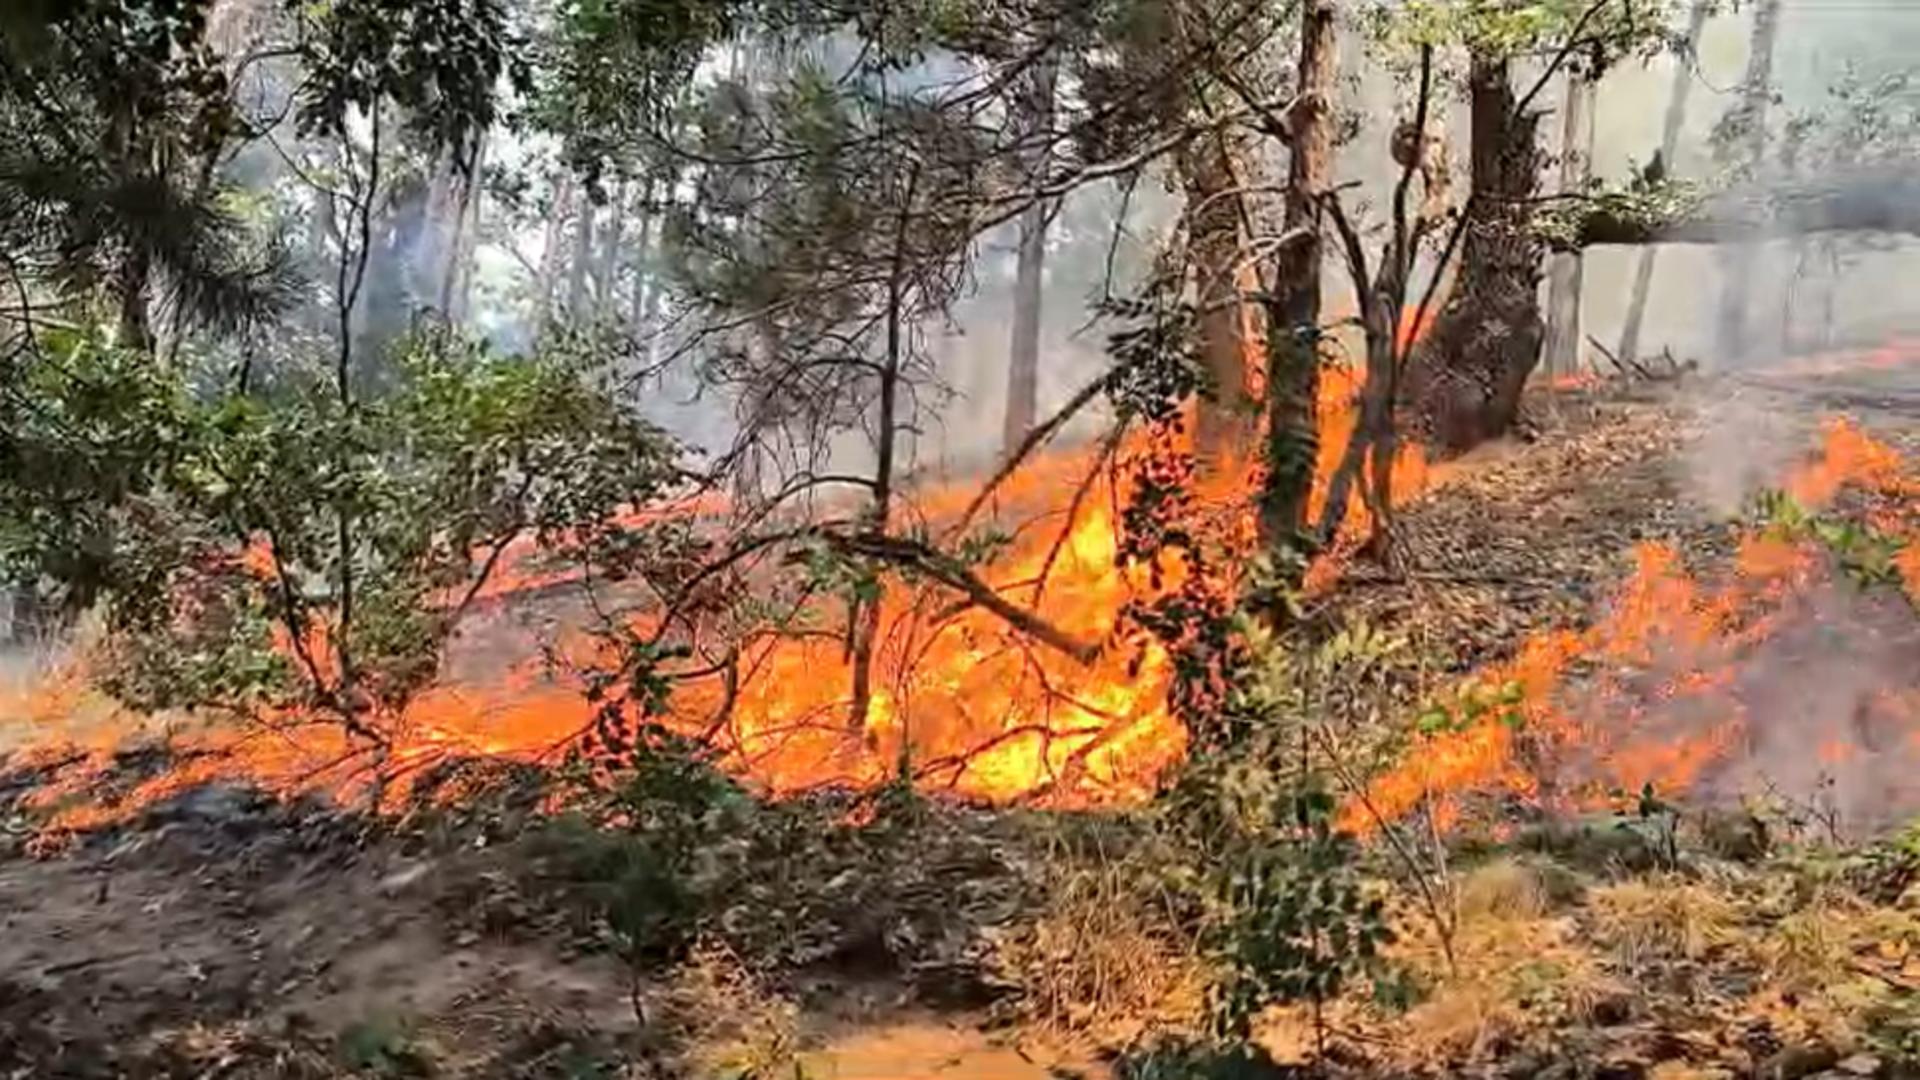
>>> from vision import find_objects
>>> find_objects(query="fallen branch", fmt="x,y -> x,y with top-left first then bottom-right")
1587,333 -> 1655,381
830,532 -> 1102,664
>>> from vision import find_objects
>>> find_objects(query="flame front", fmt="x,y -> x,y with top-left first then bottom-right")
4,341 -> 1447,832
1345,415 -> 1920,835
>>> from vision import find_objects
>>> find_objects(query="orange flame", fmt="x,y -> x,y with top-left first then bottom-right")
1343,415 -> 1920,836
6,334 -> 1450,833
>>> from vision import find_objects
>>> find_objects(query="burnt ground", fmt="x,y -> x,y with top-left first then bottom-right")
0,770 -> 1095,1079
2,367 -> 1918,1079
0,786 -> 643,1077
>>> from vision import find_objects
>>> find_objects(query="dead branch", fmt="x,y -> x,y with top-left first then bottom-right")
830,532 -> 1102,664
952,369 -> 1117,537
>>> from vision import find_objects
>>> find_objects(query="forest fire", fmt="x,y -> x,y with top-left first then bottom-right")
3,355 -> 1434,835
1346,413 -> 1920,837
11,354 -> 1920,846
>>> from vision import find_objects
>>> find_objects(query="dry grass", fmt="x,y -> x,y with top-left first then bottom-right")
1587,877 -> 1739,967
1647,1063 -> 1737,1080
989,857 -> 1209,1047
1737,893 -> 1920,1051
653,939 -> 802,1079
1456,856 -> 1553,921
1383,875 -> 1620,1064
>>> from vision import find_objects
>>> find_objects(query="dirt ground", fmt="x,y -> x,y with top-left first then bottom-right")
0,784 -> 1102,1078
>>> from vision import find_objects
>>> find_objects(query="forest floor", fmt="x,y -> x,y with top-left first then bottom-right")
4,366 -> 1920,1079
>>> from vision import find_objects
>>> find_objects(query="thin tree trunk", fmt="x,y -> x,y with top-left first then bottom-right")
537,174 -> 574,335
1259,0 -> 1336,547
438,137 -> 484,320
1715,0 -> 1782,361
1543,69 -> 1594,377
851,167 -> 918,738
453,152 -> 482,322
1181,130 -> 1254,464
1618,0 -> 1709,362
1002,51 -> 1058,458
597,177 -> 627,308
629,175 -> 657,330
566,193 -> 597,323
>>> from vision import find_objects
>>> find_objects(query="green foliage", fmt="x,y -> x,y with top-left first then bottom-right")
1368,0 -> 1688,67
1116,1038 -> 1291,1080
1208,790 -> 1394,1039
0,326 -> 195,602
0,323 -> 678,728
338,1016 -> 434,1077
0,0 -> 297,341
291,0 -> 527,162
1752,488 -> 1909,591
1412,675 -> 1526,737
1144,616 -> 1404,1053
1781,63 -> 1920,172
1535,173 -> 1709,249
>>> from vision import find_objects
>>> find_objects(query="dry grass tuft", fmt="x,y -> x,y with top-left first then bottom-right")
990,859 -> 1209,1047
1456,856 -> 1552,921
1385,891 -> 1620,1064
654,939 -> 802,1079
1587,877 -> 1738,967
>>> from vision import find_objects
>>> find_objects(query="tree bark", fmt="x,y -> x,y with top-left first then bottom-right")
1181,129 -> 1255,465
566,190 -> 597,323
1617,0 -> 1709,362
1415,54 -> 1544,454
1715,0 -> 1782,360
1001,51 -> 1058,459
1259,0 -> 1336,547
1543,70 -> 1594,377
438,138 -> 484,320
537,174 -> 574,336
597,177 -> 628,310
629,175 -> 657,331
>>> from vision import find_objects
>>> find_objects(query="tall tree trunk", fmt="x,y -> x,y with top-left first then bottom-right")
418,154 -> 458,306
1618,0 -> 1709,362
629,175 -> 658,334
537,175 -> 574,336
1002,51 -> 1058,458
1715,0 -> 1782,361
1543,69 -> 1594,377
1181,129 -> 1255,464
597,177 -> 628,309
1259,0 -> 1336,547
438,137 -> 485,320
566,193 -> 597,323
1416,54 -> 1544,454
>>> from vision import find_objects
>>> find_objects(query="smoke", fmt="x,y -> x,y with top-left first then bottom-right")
1553,568 -> 1920,835
1577,368 -> 1920,837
